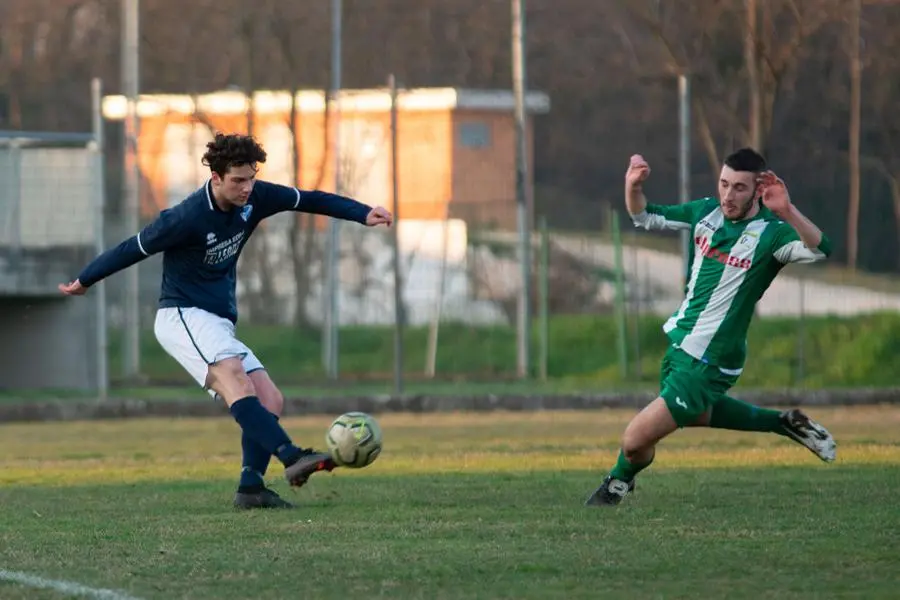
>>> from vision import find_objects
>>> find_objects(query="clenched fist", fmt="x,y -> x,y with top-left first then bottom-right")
625,154 -> 651,189
365,206 -> 394,227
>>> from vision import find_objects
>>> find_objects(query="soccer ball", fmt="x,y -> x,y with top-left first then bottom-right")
325,412 -> 383,468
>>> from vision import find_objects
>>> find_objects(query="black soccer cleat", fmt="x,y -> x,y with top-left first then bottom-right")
779,408 -> 837,462
283,449 -> 336,488
233,487 -> 295,510
584,475 -> 636,507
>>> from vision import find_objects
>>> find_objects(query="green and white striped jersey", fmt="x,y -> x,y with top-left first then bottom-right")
632,197 -> 832,374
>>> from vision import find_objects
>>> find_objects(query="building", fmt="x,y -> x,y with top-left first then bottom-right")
0,130 -> 105,390
102,87 -> 550,230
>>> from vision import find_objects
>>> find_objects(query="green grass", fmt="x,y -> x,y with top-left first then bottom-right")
98,312 -> 900,392
0,407 -> 898,599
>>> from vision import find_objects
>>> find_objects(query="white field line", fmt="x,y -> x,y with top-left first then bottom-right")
0,569 -> 143,600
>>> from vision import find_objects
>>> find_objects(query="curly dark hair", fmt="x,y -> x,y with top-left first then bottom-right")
201,133 -> 267,177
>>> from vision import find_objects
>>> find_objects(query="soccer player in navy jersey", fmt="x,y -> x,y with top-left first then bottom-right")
59,133 -> 393,509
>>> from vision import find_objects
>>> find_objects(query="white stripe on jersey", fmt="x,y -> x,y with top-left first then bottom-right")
204,179 -> 214,211
135,233 -> 149,256
663,209 -> 724,336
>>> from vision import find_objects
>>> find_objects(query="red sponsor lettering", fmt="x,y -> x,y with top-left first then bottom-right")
694,236 -> 751,270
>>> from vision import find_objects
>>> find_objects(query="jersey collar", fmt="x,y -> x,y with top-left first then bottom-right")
204,179 -> 215,211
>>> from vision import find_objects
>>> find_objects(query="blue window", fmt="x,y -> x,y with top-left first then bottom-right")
458,122 -> 491,148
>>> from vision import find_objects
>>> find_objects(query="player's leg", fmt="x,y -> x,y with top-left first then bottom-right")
204,359 -> 301,509
584,397 -> 681,507
585,347 -> 711,507
205,353 -> 335,489
227,366 -> 292,509
241,367 -> 283,481
152,308 -> 296,467
154,308 -> 333,495
154,308 -> 299,508
708,395 -> 836,462
691,360 -> 836,461
242,357 -> 338,488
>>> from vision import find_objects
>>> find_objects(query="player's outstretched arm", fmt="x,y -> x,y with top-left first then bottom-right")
256,181 -> 393,227
624,154 -> 697,232
59,208 -> 190,296
59,236 -> 149,296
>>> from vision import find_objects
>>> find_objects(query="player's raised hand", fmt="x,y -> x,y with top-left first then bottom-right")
365,206 -> 394,227
625,154 -> 651,188
759,170 -> 792,216
58,279 -> 87,296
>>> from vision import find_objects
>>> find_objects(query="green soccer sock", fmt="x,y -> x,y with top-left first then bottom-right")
609,449 -> 654,483
709,395 -> 787,436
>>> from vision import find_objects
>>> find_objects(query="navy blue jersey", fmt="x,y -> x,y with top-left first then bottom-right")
78,180 -> 372,323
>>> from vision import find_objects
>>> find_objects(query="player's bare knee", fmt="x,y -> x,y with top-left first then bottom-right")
620,397 -> 677,458
259,387 -> 284,416
248,369 -> 284,416
621,428 -> 655,465
621,419 -> 647,454
621,430 -> 651,460
207,357 -> 256,405
623,445 -> 653,464
689,410 -> 712,427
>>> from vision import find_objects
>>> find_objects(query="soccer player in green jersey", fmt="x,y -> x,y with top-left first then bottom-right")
585,148 -> 837,507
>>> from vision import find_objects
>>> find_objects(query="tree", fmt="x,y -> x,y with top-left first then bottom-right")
615,0 -> 844,169
847,0 -> 862,271
859,1 -> 900,269
268,0 -> 333,329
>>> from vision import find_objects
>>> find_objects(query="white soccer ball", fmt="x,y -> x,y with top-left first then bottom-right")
325,412 -> 383,468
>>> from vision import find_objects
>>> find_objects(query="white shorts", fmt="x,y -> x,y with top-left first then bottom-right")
154,307 -> 264,397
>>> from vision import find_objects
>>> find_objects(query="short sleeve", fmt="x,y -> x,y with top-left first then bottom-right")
630,198 -> 714,232
137,208 -> 193,256
771,222 -> 832,264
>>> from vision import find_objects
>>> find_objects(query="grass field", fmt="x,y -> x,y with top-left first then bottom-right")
1,407 -> 899,599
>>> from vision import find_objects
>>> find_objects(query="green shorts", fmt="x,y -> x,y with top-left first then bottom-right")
658,345 -> 739,428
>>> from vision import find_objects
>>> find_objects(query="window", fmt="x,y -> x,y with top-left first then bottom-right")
458,121 -> 491,148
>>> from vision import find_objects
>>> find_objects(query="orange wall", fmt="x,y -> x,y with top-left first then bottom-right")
135,105 -> 529,230
451,110 -> 534,228
394,110 -> 453,220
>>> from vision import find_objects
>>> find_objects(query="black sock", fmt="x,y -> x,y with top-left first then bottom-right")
230,397 -> 302,466
238,415 -> 278,492
237,468 -> 264,493
238,442 -> 268,492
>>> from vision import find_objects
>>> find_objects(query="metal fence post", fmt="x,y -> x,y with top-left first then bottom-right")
92,78 -> 109,401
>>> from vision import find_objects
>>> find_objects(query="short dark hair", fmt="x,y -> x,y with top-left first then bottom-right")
723,147 -> 766,174
201,133 -> 267,177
